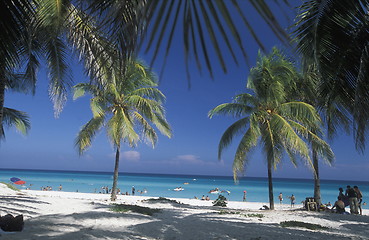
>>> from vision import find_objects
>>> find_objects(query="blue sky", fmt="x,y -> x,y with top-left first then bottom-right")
0,2 -> 368,181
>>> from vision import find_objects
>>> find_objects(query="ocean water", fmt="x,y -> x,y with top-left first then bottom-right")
0,169 -> 368,208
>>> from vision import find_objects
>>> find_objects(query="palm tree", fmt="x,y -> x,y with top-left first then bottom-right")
293,0 -> 368,150
0,0 -> 35,134
0,0 -> 117,135
292,67 -> 336,206
74,59 -> 172,201
209,48 -> 330,210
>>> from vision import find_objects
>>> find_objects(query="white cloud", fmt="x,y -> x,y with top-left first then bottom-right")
121,151 -> 140,162
174,154 -> 201,163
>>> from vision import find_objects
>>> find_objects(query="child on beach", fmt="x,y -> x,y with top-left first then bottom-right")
278,193 -> 283,204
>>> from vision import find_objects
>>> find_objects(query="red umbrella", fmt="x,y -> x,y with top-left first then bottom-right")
14,180 -> 26,185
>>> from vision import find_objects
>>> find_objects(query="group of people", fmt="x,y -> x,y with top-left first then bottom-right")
278,193 -> 296,207
200,195 -> 210,201
332,185 -> 363,215
40,186 -> 53,191
98,186 -> 146,196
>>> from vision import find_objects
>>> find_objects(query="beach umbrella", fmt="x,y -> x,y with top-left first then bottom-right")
10,177 -> 26,185
10,177 -> 21,182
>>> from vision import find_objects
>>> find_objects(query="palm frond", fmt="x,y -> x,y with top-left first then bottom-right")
2,107 -> 30,138
208,103 -> 253,119
278,101 -> 322,132
75,116 -> 104,155
141,0 -> 290,79
132,112 -> 158,147
293,0 -> 369,150
90,97 -> 106,118
130,87 -> 165,103
232,126 -> 259,180
288,120 -> 334,166
261,120 -> 283,170
218,117 -> 250,160
107,108 -> 139,148
45,36 -> 72,117
270,113 -> 311,165
73,83 -> 101,100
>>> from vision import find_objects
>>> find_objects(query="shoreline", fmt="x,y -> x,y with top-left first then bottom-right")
22,189 -> 369,213
22,189 -> 304,211
1,168 -> 368,183
1,184 -> 368,239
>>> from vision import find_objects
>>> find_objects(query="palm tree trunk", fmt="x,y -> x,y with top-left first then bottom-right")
110,147 -> 120,201
0,78 -> 5,133
268,160 -> 275,210
312,149 -> 321,206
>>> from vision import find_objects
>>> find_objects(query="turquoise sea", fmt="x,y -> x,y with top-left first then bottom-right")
0,169 -> 368,208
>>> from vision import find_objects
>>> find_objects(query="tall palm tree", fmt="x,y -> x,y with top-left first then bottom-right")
292,67 -> 336,205
209,48 -> 331,210
293,0 -> 368,150
74,59 -> 172,201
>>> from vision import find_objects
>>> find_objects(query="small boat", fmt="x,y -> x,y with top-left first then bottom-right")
173,187 -> 184,191
183,182 -> 189,185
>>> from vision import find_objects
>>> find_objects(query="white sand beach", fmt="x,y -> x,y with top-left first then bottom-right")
0,183 -> 368,240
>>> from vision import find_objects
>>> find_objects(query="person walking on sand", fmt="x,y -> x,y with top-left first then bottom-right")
354,186 -> 363,215
58,184 -> 62,191
132,186 -> 135,196
278,193 -> 283,204
243,190 -> 247,202
290,194 -> 296,208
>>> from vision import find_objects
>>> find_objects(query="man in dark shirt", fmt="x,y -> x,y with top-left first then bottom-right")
346,185 -> 358,214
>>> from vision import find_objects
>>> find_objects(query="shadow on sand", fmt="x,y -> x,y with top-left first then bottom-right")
1,198 -> 368,240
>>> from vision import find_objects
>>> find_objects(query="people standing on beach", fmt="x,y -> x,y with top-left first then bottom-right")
243,190 -> 247,202
290,194 -> 295,208
354,186 -> 363,215
278,193 -> 283,204
201,195 -> 205,200
205,196 -> 210,201
132,186 -> 135,196
346,185 -> 358,214
58,185 -> 62,191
